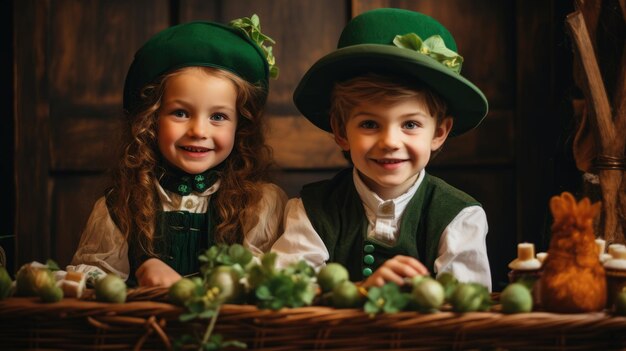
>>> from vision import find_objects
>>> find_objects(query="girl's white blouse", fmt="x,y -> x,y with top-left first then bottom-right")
70,180 -> 287,281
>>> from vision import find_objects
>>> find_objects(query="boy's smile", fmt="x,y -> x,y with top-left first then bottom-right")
157,68 -> 238,175
336,98 -> 452,199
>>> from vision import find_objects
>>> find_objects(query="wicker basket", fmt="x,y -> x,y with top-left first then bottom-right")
1,287 -> 626,350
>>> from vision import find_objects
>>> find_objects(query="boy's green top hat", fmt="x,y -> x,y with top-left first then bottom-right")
123,19 -> 272,113
293,8 -> 488,136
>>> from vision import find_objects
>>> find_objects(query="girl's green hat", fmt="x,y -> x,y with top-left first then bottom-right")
123,17 -> 275,113
293,8 -> 488,136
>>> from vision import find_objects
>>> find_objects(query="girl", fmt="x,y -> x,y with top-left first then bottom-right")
71,17 -> 287,287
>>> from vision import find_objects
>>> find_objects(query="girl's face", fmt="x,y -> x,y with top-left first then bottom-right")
335,98 -> 452,200
157,68 -> 238,174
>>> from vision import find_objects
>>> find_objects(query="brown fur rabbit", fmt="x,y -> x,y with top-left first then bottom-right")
539,192 -> 605,313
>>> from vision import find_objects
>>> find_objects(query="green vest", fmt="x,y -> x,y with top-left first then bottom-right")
105,190 -> 217,286
300,168 -> 480,281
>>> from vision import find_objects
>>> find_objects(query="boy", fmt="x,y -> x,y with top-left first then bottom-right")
272,8 -> 491,290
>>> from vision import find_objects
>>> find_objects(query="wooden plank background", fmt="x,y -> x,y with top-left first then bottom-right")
8,0 -> 581,290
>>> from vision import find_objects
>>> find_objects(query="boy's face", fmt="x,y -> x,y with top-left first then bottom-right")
157,68 -> 238,175
335,98 -> 452,199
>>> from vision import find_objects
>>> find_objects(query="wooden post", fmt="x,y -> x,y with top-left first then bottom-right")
566,8 -> 626,244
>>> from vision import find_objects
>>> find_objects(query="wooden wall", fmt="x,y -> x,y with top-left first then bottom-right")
8,0 -> 578,291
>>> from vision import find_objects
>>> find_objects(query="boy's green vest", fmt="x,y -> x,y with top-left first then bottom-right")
300,168 -> 480,281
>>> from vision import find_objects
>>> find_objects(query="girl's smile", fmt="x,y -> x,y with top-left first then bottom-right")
157,67 -> 238,174
178,145 -> 212,155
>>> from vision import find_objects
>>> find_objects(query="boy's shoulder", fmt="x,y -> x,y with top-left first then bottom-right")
422,173 -> 480,207
300,168 -> 355,212
302,168 -> 352,191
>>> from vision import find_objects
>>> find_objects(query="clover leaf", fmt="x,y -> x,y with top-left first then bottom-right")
364,283 -> 411,316
199,243 -> 252,279
248,253 -> 316,310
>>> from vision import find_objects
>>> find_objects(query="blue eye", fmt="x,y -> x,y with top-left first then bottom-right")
172,109 -> 188,118
359,120 -> 378,129
210,113 -> 228,121
404,121 -> 420,129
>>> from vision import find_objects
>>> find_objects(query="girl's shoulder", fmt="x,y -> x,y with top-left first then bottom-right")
257,182 -> 288,203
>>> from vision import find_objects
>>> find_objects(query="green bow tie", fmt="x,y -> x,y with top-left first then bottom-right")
157,165 -> 220,196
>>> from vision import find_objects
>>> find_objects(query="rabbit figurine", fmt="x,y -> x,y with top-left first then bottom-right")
539,192 -> 606,313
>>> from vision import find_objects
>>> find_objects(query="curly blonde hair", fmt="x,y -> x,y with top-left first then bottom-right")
109,66 -> 272,258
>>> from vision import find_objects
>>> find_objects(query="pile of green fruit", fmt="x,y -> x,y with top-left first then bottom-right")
168,245 -> 499,317
0,260 -> 126,304
1,261 -> 64,303
318,270 -> 492,315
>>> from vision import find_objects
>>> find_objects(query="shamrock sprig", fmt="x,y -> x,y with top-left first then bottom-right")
247,253 -> 317,310
175,245 -> 251,351
364,282 -> 412,316
393,33 -> 463,73
199,243 -> 253,279
230,14 -> 279,79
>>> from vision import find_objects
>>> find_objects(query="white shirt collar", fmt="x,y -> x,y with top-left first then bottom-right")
353,168 -> 425,219
353,168 -> 426,245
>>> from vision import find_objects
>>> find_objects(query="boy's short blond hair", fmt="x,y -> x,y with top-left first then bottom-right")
329,74 -> 449,139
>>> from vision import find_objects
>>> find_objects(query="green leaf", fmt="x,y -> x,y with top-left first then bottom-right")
198,309 -> 217,319
228,244 -> 253,266
392,33 -> 463,74
252,259 -> 316,310
393,33 -> 423,51
363,283 -> 410,315
46,259 -> 61,271
222,340 -> 247,349
187,299 -> 207,314
173,334 -> 196,350
179,312 -> 198,322
255,285 -> 271,300
230,14 -> 279,80
251,14 -> 259,27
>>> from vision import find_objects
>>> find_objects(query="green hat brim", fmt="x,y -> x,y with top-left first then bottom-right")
293,44 -> 488,136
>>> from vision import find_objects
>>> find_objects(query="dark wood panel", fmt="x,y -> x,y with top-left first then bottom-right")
2,0 -> 15,273
267,116 -> 348,169
178,0 -> 220,22
14,0 -> 51,265
52,175 -> 111,268
515,1 -> 558,247
431,110 -> 514,166
51,112 -> 123,171
429,167 -> 517,291
49,0 -> 170,171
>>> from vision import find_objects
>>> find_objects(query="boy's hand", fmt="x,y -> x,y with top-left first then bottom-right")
362,255 -> 428,288
135,258 -> 182,287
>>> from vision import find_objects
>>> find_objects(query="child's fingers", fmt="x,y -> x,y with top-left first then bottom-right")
363,275 -> 387,288
363,267 -> 403,287
375,265 -> 406,285
391,255 -> 429,276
